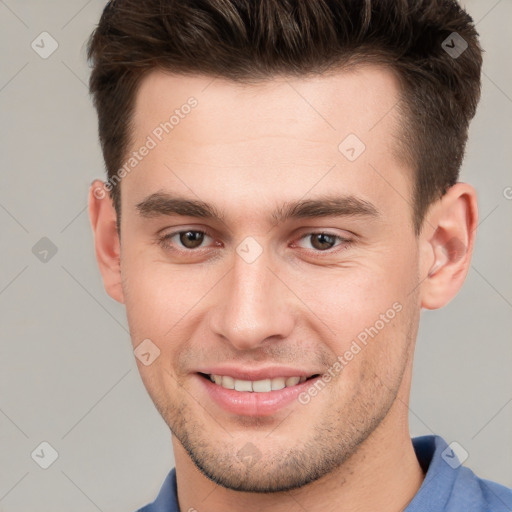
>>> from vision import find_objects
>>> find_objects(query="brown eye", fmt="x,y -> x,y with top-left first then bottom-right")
309,233 -> 337,251
178,231 -> 205,249
159,229 -> 213,251
294,231 -> 351,254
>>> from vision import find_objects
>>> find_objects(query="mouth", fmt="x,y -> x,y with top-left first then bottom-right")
196,371 -> 322,416
198,372 -> 320,392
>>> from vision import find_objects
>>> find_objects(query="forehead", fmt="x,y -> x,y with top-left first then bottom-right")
132,65 -> 403,145
124,65 -> 411,226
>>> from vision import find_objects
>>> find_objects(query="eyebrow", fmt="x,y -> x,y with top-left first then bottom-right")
136,192 -> 379,224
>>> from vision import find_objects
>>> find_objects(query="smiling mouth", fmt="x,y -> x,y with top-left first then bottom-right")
198,372 -> 320,392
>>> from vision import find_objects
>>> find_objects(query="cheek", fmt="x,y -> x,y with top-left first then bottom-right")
120,252 -> 173,343
120,251 -> 219,349
299,252 -> 418,382
299,261 -> 413,340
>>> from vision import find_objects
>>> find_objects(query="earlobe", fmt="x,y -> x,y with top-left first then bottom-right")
88,180 -> 125,304
420,183 -> 478,310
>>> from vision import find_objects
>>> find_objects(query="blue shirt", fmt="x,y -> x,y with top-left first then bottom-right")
136,435 -> 512,511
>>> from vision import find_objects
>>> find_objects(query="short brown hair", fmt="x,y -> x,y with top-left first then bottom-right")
87,0 -> 482,234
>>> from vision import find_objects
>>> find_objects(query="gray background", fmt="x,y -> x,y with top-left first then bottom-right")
0,1 -> 510,510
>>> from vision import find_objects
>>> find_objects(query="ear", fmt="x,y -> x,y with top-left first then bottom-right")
419,183 -> 478,310
88,180 -> 124,304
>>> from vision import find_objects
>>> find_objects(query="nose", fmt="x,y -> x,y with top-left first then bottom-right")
209,245 -> 295,351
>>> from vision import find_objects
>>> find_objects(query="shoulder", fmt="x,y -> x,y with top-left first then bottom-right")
132,468 -> 179,512
409,435 -> 512,511
452,470 -> 512,511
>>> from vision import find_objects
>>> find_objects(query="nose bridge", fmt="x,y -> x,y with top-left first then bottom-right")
210,245 -> 294,350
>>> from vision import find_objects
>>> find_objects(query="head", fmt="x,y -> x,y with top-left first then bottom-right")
87,0 -> 481,493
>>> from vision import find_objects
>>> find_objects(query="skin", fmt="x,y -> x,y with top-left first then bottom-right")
89,65 -> 478,512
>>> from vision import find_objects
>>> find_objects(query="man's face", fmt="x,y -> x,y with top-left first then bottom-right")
117,66 -> 423,491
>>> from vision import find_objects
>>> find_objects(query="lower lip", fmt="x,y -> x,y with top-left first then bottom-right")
196,374 -> 320,416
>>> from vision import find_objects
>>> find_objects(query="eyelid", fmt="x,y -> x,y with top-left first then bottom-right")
292,231 -> 353,251
158,227 -> 353,255
157,227 -> 217,251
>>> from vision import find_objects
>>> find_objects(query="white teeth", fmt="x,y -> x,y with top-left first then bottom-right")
285,376 -> 301,387
208,374 -> 307,392
271,377 -> 286,390
252,379 -> 272,392
221,375 -> 235,389
234,379 -> 252,392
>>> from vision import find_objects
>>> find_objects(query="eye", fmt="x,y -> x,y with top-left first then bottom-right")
157,229 -> 352,255
159,229 -> 214,250
295,232 -> 351,252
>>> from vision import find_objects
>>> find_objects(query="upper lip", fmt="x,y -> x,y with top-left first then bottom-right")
195,366 -> 321,381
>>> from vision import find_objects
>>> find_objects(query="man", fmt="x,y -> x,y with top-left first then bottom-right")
86,0 -> 511,510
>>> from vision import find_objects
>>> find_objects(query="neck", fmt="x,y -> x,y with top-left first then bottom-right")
173,400 -> 424,512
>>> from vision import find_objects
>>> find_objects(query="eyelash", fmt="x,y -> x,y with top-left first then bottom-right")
157,229 -> 352,255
